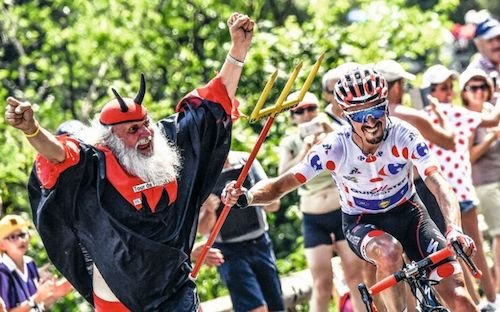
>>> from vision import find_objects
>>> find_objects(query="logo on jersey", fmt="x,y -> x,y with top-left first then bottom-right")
310,154 -> 322,171
350,167 -> 362,175
322,144 -> 332,154
415,142 -> 430,158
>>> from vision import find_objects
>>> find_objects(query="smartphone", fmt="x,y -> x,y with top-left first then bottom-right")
299,121 -> 323,138
409,87 -> 431,110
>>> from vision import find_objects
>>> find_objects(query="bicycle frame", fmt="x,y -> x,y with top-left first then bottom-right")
358,239 -> 482,312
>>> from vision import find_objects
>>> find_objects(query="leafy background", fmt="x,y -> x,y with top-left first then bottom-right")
1,0 -> 497,310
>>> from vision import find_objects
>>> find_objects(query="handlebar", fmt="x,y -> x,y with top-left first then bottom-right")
358,238 -> 482,311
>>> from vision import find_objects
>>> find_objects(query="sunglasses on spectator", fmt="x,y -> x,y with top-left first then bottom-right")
4,231 -> 29,242
345,101 -> 388,124
293,105 -> 318,115
465,84 -> 488,93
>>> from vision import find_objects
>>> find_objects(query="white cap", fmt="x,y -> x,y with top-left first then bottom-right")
459,68 -> 493,91
287,91 -> 319,111
474,18 -> 500,40
322,62 -> 360,90
421,65 -> 458,88
374,60 -> 416,82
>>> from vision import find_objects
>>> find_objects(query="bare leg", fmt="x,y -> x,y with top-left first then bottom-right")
249,305 -> 268,312
435,271 -> 478,312
493,236 -> 500,291
462,207 -> 497,302
365,233 -> 406,311
336,240 -> 370,312
305,244 -> 334,312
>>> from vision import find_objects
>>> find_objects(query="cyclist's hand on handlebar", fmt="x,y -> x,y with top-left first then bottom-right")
446,225 -> 476,256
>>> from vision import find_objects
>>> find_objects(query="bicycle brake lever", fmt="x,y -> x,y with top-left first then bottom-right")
358,283 -> 375,312
450,239 -> 482,278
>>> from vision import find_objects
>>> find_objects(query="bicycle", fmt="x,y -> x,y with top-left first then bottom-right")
358,239 -> 482,312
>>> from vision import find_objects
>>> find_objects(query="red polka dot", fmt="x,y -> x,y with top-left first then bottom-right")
392,146 -> 399,157
429,143 -> 434,149
469,127 -> 475,132
443,110 -> 448,115
467,118 -> 475,123
445,156 -> 451,162
454,163 -> 459,169
294,173 -> 307,184
326,160 -> 336,171
455,112 -> 461,118
457,179 -> 463,184
440,165 -> 445,171
465,187 -> 470,192
460,155 -> 464,161
348,200 -> 353,207
370,177 -> 383,182
402,147 -> 409,159
459,131 -> 464,135
453,188 -> 457,193
433,119 -> 439,124
458,138 -> 465,145
452,148 -> 456,153
437,262 -> 455,278
366,155 -> 377,163
344,186 -> 349,193
437,150 -> 443,156
368,230 -> 385,237
448,172 -> 454,178
461,194 -> 467,200
455,122 -> 462,127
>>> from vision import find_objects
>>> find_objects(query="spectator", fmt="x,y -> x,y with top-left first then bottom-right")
468,17 -> 500,104
461,68 -> 500,308
4,12 -> 254,312
421,64 -> 500,310
278,91 -> 367,312
0,214 -> 72,311
198,151 -> 284,312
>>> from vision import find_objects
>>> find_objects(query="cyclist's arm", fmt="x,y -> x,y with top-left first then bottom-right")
424,170 -> 461,227
248,172 -> 302,206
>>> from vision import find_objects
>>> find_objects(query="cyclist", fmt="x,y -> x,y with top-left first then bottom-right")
222,67 -> 478,312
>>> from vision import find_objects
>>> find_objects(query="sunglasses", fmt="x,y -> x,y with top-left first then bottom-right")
345,101 -> 387,124
465,84 -> 488,93
4,231 -> 29,242
293,106 -> 318,115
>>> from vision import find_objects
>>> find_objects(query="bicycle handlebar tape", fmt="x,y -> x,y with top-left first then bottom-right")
428,247 -> 452,265
369,271 -> 405,295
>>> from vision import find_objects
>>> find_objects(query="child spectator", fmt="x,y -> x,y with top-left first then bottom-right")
0,215 -> 71,311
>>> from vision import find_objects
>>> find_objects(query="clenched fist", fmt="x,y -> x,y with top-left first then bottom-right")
5,97 -> 38,134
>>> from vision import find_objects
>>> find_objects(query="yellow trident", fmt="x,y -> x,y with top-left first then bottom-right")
248,52 -> 325,123
190,52 -> 325,280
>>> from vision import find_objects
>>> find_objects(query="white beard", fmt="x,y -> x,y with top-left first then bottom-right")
103,124 -> 182,185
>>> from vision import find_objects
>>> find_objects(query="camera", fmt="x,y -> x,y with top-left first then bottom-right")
299,121 -> 324,138
409,87 -> 431,110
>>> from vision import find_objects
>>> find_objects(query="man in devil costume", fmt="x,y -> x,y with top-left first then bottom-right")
4,13 -> 254,312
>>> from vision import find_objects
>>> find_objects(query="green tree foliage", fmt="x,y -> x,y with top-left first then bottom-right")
0,0 -> 468,308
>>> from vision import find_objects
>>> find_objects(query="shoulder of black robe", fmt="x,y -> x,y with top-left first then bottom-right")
29,97 -> 232,312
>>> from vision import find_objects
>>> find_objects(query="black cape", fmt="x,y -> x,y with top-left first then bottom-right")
28,96 -> 232,311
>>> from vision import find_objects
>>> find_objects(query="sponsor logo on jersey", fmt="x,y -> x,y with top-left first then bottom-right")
310,154 -> 323,171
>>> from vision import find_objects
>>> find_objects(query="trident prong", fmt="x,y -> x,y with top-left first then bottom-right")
248,52 -> 325,123
249,70 -> 278,122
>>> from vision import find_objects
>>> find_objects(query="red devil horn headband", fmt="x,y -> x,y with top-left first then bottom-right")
99,73 -> 148,125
